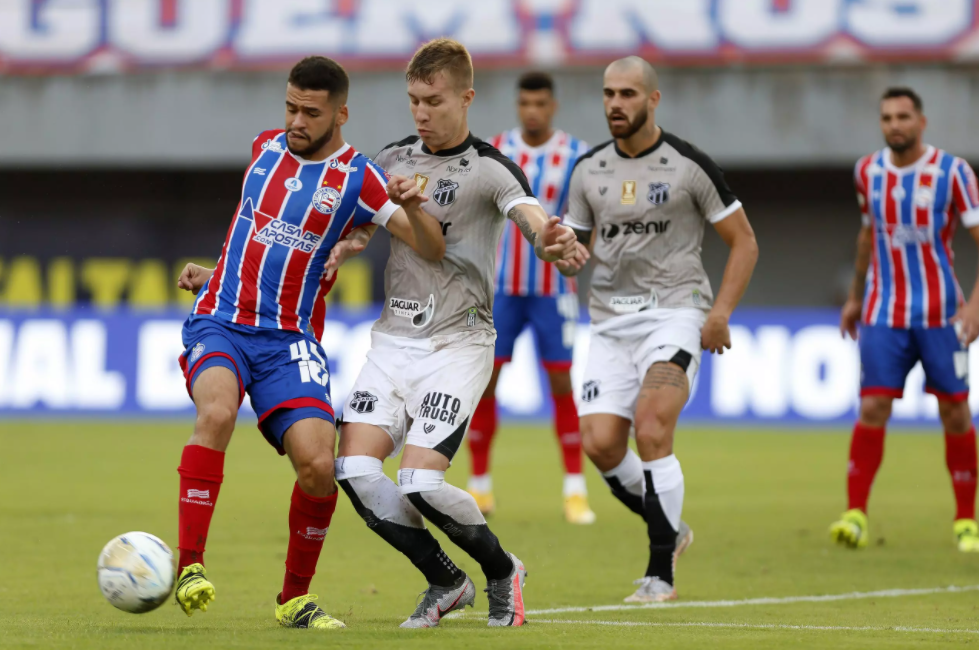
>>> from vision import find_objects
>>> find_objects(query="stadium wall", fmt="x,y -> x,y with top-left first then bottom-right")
0,307 -> 975,425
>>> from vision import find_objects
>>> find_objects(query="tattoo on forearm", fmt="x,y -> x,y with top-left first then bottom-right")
640,363 -> 688,392
509,206 -> 545,258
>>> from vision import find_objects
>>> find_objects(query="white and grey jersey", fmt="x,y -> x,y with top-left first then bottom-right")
373,133 -> 539,343
566,130 -> 741,323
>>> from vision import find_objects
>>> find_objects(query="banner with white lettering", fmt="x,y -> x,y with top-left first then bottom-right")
0,307 -> 974,424
1,0 -> 977,74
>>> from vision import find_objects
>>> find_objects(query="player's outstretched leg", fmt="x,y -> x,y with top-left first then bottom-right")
399,466 -> 526,627
335,454 -> 475,628
175,366 -> 239,616
274,417 -> 346,629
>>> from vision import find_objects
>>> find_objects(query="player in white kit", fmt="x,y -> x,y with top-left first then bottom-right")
331,39 -> 581,628
561,57 -> 758,603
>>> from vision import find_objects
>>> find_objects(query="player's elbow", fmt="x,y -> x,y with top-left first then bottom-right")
419,237 -> 446,262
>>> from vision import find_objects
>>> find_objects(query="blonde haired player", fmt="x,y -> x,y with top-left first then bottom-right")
331,38 -> 581,628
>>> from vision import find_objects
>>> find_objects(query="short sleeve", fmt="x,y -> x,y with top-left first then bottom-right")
480,152 -> 539,216
563,163 -> 594,231
684,145 -> 741,224
952,158 -> 979,228
358,161 -> 399,228
854,157 -> 872,227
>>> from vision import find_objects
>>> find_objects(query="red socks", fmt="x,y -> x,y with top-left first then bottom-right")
468,397 -> 497,477
553,392 -> 583,475
847,423 -> 886,513
282,482 -> 338,603
177,445 -> 225,573
945,427 -> 978,521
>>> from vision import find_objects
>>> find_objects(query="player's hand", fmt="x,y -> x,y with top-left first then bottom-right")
386,175 -> 430,208
541,216 -> 577,261
177,263 -> 213,295
555,241 -> 590,276
840,297 -> 862,341
951,303 -> 979,346
323,236 -> 367,282
701,311 -> 732,354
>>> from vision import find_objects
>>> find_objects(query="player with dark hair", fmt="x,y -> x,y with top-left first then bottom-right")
562,56 -> 758,602
831,86 -> 979,552
171,55 -> 446,629
332,38 -> 581,628
466,71 -> 595,524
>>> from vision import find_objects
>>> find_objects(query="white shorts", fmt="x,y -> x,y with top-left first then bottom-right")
342,331 -> 494,459
578,309 -> 706,422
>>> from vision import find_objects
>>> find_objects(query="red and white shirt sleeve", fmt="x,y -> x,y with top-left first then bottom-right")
951,157 -> 979,228
359,162 -> 399,228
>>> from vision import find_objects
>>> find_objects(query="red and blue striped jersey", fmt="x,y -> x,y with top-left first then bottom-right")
192,130 -> 396,339
856,145 -> 979,328
489,128 -> 589,297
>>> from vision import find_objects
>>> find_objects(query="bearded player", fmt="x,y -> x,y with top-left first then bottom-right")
562,57 -> 758,602
465,71 -> 595,524
830,87 -> 979,552
171,56 -> 445,629
332,39 -> 579,628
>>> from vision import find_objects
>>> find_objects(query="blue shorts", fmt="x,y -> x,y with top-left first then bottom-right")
493,292 -> 578,370
180,316 -> 335,455
859,324 -> 969,402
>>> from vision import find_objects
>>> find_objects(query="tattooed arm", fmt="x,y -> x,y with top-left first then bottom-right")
507,203 -> 578,264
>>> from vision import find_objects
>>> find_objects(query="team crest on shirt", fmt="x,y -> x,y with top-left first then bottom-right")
647,182 -> 671,205
581,380 -> 600,402
349,391 -> 377,414
311,186 -> 342,214
433,179 -> 460,206
189,342 -> 205,363
915,186 -> 935,207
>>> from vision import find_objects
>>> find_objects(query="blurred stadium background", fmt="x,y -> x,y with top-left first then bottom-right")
2,0 -> 979,423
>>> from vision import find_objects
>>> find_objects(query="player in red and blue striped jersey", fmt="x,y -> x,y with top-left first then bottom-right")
466,72 -> 596,525
170,57 -> 445,629
832,87 -> 979,553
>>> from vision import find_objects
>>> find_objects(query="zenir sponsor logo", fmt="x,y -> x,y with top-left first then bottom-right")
621,180 -> 637,205
349,391 -> 377,414
601,220 -> 671,241
419,391 -> 461,426
413,173 -> 429,193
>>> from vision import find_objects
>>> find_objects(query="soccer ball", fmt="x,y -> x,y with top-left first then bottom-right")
97,532 -> 175,613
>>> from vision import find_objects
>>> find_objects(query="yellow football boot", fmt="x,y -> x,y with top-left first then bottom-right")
275,594 -> 346,629
564,493 -> 597,525
954,519 -> 979,552
175,563 -> 215,616
829,509 -> 869,549
468,489 -> 496,516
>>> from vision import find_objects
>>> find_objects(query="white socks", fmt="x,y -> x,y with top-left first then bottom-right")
603,448 -> 645,498
642,454 -> 684,532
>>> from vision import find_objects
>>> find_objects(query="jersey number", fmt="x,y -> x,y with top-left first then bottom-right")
289,340 -> 330,387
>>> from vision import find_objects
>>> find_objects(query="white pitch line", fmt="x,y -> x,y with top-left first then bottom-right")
523,584 -> 979,615
446,584 -> 979,620
531,619 -> 979,635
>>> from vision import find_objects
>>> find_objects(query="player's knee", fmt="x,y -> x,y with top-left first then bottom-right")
859,397 -> 892,427
939,400 -> 972,434
397,468 -> 444,495
296,452 -> 336,494
194,401 -> 237,443
634,411 -> 675,456
581,428 -> 621,468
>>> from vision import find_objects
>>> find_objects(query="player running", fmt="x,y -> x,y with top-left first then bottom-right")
831,87 -> 979,552
333,38 -> 579,628
466,71 -> 595,524
172,56 -> 445,629
561,57 -> 758,602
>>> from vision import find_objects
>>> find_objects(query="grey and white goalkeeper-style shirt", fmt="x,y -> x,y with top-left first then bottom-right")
565,129 -> 742,324
372,133 -> 539,344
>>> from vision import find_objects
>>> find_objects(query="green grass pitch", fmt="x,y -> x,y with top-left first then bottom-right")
3,419 -> 979,649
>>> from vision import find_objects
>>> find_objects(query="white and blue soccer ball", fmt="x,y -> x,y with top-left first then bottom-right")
97,532 -> 175,613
